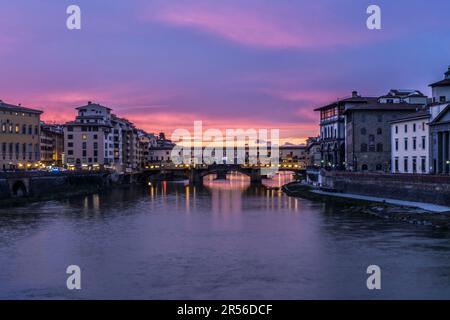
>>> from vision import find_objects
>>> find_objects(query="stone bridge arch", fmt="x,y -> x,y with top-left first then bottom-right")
9,179 -> 29,197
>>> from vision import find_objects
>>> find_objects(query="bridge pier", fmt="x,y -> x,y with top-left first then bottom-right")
215,171 -> 227,180
189,169 -> 204,185
248,169 -> 262,184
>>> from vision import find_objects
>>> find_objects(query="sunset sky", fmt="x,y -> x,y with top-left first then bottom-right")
1,0 -> 450,144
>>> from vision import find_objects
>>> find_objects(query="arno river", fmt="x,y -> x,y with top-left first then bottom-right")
1,173 -> 450,299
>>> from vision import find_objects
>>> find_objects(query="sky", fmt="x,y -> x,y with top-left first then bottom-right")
1,0 -> 450,144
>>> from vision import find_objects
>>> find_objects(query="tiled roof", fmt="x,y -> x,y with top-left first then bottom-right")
343,103 -> 423,114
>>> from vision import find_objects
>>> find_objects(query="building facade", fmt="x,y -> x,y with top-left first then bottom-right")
40,123 -> 64,167
344,91 -> 425,172
0,100 -> 42,170
64,102 -> 116,171
429,67 -> 450,175
314,95 -> 348,169
279,144 -> 307,167
390,110 -> 430,174
305,137 -> 321,168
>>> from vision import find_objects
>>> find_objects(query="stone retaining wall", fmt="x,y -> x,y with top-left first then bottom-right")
322,171 -> 450,206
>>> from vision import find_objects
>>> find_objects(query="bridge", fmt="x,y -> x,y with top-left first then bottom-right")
0,171 -> 110,199
141,163 -> 306,184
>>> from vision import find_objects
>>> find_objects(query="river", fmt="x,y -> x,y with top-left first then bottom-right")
0,172 -> 450,299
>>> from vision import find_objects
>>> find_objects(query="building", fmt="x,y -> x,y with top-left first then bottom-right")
279,144 -> 307,167
314,95 -> 347,169
111,115 -> 139,173
40,123 -> 64,167
390,109 -> 430,174
64,102 -> 117,171
0,100 -> 42,170
378,89 -> 428,105
428,67 -> 450,175
344,91 -> 425,172
430,66 -> 450,104
305,137 -> 321,168
148,133 -> 175,164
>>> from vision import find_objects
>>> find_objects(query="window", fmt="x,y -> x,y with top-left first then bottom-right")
28,125 -> 32,135
68,150 -> 73,156
404,138 -> 408,151
361,143 -> 368,152
413,123 -> 416,132
412,157 -> 417,173
68,126 -> 74,132
68,142 -> 73,148
395,139 -> 399,151
68,134 -> 73,140
421,157 -> 426,173
395,157 -> 399,172
395,126 -> 398,134
404,157 -> 408,173
361,164 -> 368,171
422,122 -> 425,131
413,137 -> 417,150
422,136 -> 426,150
82,150 -> 87,157
440,96 -> 446,103
377,128 -> 382,135
376,143 -> 383,152
34,126 -> 38,135
94,134 -> 98,140
404,124 -> 408,133
93,142 -> 98,149
82,142 -> 87,149
22,125 -> 26,134
15,125 -> 19,134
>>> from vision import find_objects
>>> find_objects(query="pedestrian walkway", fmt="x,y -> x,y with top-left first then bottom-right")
311,190 -> 450,213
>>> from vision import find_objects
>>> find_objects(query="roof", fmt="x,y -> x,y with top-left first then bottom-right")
313,96 -> 377,111
76,102 -> 112,110
0,100 -> 43,114
389,109 -> 431,124
429,79 -> 450,87
429,104 -> 450,125
343,103 -> 423,114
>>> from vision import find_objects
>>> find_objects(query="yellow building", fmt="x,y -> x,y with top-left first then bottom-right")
0,100 -> 43,170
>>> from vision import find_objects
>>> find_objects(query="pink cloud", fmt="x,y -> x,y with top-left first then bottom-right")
141,1 -> 388,49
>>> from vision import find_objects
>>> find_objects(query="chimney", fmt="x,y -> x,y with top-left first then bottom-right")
88,101 -> 92,105
352,90 -> 359,98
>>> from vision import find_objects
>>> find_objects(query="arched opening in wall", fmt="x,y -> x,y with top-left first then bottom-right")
361,164 -> 368,171
12,181 -> 27,197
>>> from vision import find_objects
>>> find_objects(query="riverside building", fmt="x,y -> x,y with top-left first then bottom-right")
0,100 -> 42,170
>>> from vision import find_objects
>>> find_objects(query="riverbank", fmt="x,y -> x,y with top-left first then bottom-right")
0,171 -> 143,208
282,182 -> 450,230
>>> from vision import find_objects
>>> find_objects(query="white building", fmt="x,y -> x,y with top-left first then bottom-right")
64,102 -> 143,173
390,109 -> 430,174
430,66 -> 450,104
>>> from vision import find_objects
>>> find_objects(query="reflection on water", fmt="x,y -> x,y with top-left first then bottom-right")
0,172 -> 450,299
